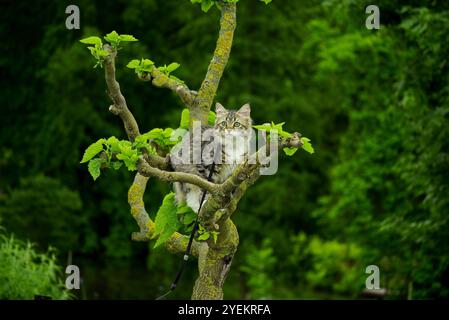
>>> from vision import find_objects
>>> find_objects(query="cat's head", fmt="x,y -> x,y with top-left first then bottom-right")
214,102 -> 252,131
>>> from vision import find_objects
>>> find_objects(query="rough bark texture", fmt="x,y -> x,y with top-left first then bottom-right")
192,219 -> 239,300
192,2 -> 236,126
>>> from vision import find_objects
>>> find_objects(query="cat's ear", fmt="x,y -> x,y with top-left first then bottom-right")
215,102 -> 226,114
237,103 -> 251,116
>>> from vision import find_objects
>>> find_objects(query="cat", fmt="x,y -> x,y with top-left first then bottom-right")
170,102 -> 253,213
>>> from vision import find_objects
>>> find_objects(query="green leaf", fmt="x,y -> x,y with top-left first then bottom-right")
211,231 -> 219,244
301,137 -> 315,154
104,31 -> 120,43
145,128 -> 165,141
96,50 -> 110,57
208,111 -> 216,126
126,59 -> 140,69
283,147 -> 298,156
166,62 -> 180,73
115,153 -> 128,161
197,232 -> 210,241
80,139 -> 105,163
123,158 -> 138,171
93,61 -> 102,69
279,130 -> 293,138
140,60 -> 154,72
106,136 -> 119,145
260,0 -> 272,4
252,124 -> 272,131
201,0 -> 214,12
176,204 -> 196,225
163,128 -> 174,138
157,65 -> 167,73
183,212 -> 197,226
180,109 -> 190,129
142,58 -> 154,65
176,205 -> 193,215
88,158 -> 102,181
107,136 -> 121,153
116,149 -> 139,171
80,36 -> 102,45
169,75 -> 184,84
134,135 -> 147,143
145,144 -> 157,155
117,140 -> 133,156
154,193 -> 182,248
132,140 -> 150,152
111,161 -> 123,170
87,46 -> 96,55
120,34 -> 138,42
272,122 -> 285,131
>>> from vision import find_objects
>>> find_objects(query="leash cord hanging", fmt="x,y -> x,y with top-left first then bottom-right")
156,161 -> 216,300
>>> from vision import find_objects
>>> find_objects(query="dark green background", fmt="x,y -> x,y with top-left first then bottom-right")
1,0 -> 448,299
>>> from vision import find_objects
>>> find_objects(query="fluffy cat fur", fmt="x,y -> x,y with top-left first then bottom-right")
170,102 -> 253,212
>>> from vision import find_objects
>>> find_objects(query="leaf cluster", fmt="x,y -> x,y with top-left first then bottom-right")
252,122 -> 315,156
153,193 -> 219,248
127,59 -> 183,83
79,31 -> 138,68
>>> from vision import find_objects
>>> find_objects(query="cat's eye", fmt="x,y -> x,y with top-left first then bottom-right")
220,121 -> 227,127
234,122 -> 241,128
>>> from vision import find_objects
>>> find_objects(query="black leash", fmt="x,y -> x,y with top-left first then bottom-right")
156,161 -> 216,300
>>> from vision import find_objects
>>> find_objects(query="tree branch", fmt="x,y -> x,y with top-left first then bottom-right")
137,157 -> 219,195
217,168 -> 260,223
192,1 -> 237,125
280,132 -> 303,149
127,173 -> 199,257
143,153 -> 170,170
103,45 -> 140,141
150,69 -> 197,106
198,163 -> 258,230
198,131 -> 304,228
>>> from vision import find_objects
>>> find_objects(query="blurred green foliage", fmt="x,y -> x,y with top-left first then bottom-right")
288,232 -> 363,296
241,239 -> 277,299
0,231 -> 71,299
0,175 -> 83,253
1,0 -> 448,299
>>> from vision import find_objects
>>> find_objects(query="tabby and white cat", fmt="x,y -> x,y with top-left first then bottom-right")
170,102 -> 253,212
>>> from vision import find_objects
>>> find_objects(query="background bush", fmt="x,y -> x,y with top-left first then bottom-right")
0,231 -> 71,299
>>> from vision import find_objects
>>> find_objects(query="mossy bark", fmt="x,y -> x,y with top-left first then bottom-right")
192,219 -> 239,300
191,2 -> 236,126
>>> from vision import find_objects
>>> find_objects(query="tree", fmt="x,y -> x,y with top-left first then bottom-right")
78,0 -> 311,299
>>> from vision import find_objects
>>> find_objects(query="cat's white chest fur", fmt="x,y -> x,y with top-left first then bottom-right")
215,133 -> 249,183
221,130 -> 249,164
223,138 -> 247,164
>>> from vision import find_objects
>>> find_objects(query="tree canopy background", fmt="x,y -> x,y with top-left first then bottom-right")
1,0 -> 448,299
